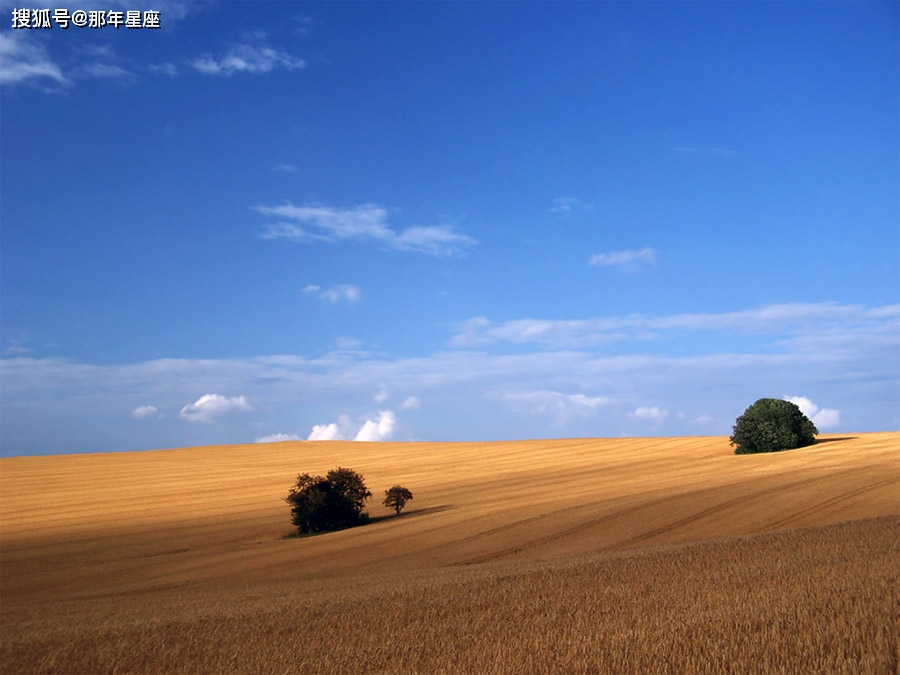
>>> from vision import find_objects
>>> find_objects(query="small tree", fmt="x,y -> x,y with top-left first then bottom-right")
730,398 -> 818,455
285,467 -> 371,534
383,486 -> 413,515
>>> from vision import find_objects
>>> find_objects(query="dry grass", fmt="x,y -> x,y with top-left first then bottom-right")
1,433 -> 898,673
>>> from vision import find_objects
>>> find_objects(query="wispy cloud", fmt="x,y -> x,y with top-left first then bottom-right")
549,197 -> 593,216
0,32 -> 68,88
452,303 -> 899,349
148,62 -> 179,77
303,284 -> 361,303
274,163 -> 299,173
505,389 -> 609,425
256,202 -> 476,256
179,394 -> 250,422
191,44 -> 306,76
400,396 -> 421,410
254,432 -> 302,443
589,247 -> 657,269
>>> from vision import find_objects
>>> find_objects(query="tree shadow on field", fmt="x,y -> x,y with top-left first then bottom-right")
282,504 -> 455,539
367,503 -> 456,525
813,436 -> 858,445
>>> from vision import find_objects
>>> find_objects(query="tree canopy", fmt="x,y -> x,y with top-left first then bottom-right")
383,486 -> 413,515
730,398 -> 818,455
285,467 -> 372,534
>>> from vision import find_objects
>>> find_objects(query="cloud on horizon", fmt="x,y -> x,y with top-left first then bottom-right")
1,301 -> 895,454
254,432 -> 302,443
307,411 -> 397,442
784,395 -> 840,430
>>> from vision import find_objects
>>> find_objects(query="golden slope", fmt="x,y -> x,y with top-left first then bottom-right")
1,433 -> 896,602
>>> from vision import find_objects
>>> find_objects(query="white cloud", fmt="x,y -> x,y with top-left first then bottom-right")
589,248 -> 658,269
549,197 -> 592,216
400,396 -> 421,410
306,410 -> 398,442
374,389 -> 390,404
255,203 -> 476,257
506,389 -> 609,425
784,396 -> 841,430
1,302 -> 894,454
303,284 -> 361,303
179,394 -> 250,422
307,423 -> 343,441
131,405 -> 160,419
630,406 -> 669,422
0,32 -> 67,87
354,411 -> 397,442
254,433 -> 302,443
191,44 -> 306,76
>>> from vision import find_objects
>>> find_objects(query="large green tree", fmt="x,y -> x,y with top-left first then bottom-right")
730,398 -> 818,455
285,467 -> 372,534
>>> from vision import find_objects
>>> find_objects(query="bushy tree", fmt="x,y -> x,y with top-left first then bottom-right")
730,398 -> 818,455
383,486 -> 413,515
285,467 -> 371,534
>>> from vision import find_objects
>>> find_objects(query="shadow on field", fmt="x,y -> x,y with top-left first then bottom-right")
814,437 -> 858,445
282,504 -> 455,539
368,504 -> 456,525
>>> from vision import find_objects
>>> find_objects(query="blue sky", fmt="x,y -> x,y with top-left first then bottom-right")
1,1 -> 898,456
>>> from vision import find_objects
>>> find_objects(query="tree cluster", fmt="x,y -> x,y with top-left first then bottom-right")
730,398 -> 818,454
285,467 -> 413,535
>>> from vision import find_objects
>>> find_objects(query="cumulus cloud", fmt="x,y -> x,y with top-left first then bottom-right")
131,405 -> 160,419
784,396 -> 840,430
179,394 -> 250,422
254,433 -> 302,443
191,44 -> 306,76
255,202 -> 476,257
589,248 -> 657,269
306,411 -> 397,442
303,283 -> 361,303
307,423 -> 343,441
354,411 -> 397,442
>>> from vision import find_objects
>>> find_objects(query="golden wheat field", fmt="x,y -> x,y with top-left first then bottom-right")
1,432 -> 898,674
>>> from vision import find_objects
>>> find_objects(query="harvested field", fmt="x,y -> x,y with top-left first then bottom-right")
2,433 -> 898,673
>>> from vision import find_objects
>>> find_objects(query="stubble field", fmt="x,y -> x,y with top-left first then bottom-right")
1,433 -> 898,673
